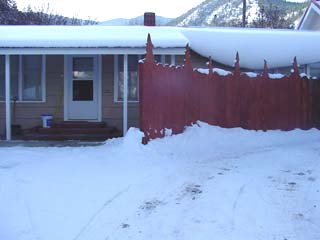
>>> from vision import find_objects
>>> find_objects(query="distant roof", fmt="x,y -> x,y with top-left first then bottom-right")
1,25 -> 320,70
297,0 -> 320,30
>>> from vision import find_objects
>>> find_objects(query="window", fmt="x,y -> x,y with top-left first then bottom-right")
154,55 -> 172,65
309,62 -> 320,79
0,55 -> 45,102
72,57 -> 94,101
113,54 -> 173,102
114,55 -> 139,102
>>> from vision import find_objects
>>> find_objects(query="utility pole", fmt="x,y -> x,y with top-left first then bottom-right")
242,0 -> 246,27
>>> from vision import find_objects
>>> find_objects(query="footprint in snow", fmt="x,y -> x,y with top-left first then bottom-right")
293,213 -> 304,220
0,162 -> 19,170
286,182 -> 297,191
121,223 -> 130,229
308,177 -> 316,182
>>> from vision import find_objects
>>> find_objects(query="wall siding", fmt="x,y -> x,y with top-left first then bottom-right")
175,50 -> 233,70
0,55 -> 64,137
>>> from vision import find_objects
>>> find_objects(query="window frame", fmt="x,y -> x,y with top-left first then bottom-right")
0,55 -> 46,103
113,54 -> 140,103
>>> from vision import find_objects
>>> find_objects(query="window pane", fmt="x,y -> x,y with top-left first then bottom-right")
22,55 -> 42,101
73,57 -> 93,79
128,71 -> 138,101
73,80 -> 93,101
117,55 -> 139,102
118,71 -> 124,101
310,62 -> 320,79
0,56 -> 4,100
0,55 -> 19,101
10,56 -> 19,100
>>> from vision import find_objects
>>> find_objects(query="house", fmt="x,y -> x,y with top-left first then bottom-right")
297,0 -> 320,31
1,13 -> 320,141
297,0 -> 320,86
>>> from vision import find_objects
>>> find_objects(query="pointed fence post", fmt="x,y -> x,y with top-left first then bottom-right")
183,44 -> 193,126
234,52 -> 241,76
261,59 -> 269,131
184,44 -> 192,69
292,56 -> 299,76
263,59 -> 269,78
232,52 -> 241,128
208,56 -> 213,79
140,33 -> 156,143
145,33 -> 155,64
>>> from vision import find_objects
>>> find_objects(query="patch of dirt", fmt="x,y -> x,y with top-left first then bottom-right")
177,183 -> 202,201
140,199 -> 165,211
121,223 -> 130,228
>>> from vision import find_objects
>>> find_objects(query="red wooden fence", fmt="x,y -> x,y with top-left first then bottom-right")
139,34 -> 318,143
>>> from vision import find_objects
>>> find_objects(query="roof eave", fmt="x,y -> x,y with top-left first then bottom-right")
0,47 -> 186,55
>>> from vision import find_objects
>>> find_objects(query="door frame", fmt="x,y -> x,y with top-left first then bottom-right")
63,54 -> 102,122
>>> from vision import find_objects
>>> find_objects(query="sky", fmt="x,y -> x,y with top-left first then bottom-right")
15,0 -> 205,21
15,0 -> 309,22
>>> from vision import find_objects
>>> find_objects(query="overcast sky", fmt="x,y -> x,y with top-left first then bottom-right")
15,0 -> 308,22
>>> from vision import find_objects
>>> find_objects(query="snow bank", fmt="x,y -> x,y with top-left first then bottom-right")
0,123 -> 319,240
122,128 -> 144,150
146,121 -> 320,161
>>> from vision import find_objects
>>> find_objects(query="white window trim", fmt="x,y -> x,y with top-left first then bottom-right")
113,54 -> 174,103
0,55 -> 46,103
113,54 -> 139,103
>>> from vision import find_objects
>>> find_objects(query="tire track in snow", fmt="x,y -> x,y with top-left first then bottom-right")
73,185 -> 131,240
231,184 -> 246,231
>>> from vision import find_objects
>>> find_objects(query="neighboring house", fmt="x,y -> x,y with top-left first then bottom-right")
1,14 -> 320,141
297,0 -> 320,78
298,0 -> 320,31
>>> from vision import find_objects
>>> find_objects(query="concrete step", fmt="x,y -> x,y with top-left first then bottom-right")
20,132 -> 122,141
19,121 -> 122,141
37,127 -> 118,134
52,121 -> 107,129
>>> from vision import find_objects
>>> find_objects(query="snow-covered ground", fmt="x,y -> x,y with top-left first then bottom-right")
0,122 -> 319,240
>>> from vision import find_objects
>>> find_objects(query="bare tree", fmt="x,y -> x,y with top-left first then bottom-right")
242,0 -> 246,27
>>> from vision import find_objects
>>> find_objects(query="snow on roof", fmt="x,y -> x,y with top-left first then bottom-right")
182,27 -> 320,69
0,26 -> 188,48
1,25 -> 320,69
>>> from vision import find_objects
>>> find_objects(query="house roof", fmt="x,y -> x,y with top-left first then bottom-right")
1,25 -> 320,70
0,26 -> 188,48
182,27 -> 320,69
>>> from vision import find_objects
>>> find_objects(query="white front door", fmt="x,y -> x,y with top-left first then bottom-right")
66,56 -> 99,120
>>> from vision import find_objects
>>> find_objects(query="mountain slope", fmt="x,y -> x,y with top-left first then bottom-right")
100,16 -> 172,26
168,0 -> 308,28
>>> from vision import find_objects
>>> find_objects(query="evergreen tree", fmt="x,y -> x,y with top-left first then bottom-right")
0,0 -> 97,25
251,3 -> 293,28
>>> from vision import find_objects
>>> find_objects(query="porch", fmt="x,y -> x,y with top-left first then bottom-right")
0,52 -> 184,141
0,24 -> 188,141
